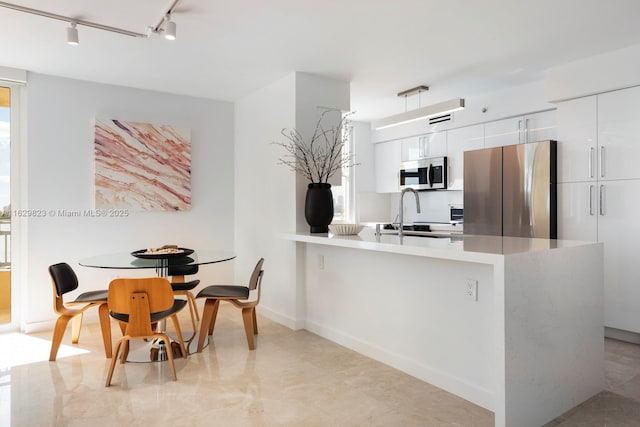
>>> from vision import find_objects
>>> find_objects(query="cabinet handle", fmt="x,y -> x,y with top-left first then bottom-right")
589,185 -> 594,216
419,137 -> 425,158
600,146 -> 605,178
518,119 -> 522,143
599,184 -> 605,216
524,118 -> 529,143
589,147 -> 594,178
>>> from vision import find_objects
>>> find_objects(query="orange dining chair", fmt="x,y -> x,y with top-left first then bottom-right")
48,262 -> 112,361
196,258 -> 264,352
105,276 -> 187,387
168,263 -> 200,331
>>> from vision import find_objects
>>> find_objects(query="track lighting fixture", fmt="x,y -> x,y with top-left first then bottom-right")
164,14 -> 176,40
0,0 -> 182,44
66,21 -> 79,45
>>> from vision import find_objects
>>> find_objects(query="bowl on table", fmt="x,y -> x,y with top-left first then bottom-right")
328,223 -> 364,236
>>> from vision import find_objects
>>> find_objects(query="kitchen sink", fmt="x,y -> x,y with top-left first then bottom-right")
380,223 -> 463,238
379,230 -> 462,239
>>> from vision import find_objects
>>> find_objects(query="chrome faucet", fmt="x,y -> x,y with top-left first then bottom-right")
398,188 -> 421,237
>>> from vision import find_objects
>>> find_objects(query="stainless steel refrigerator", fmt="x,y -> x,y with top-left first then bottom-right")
463,140 -> 557,238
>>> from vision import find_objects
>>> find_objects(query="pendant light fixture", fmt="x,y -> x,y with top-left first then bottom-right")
373,85 -> 465,130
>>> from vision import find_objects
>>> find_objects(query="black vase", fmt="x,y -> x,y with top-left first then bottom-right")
305,183 -> 334,233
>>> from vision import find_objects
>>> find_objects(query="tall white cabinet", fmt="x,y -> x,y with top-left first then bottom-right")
557,87 -> 640,333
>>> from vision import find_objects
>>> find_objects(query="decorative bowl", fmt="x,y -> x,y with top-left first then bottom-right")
328,223 -> 364,235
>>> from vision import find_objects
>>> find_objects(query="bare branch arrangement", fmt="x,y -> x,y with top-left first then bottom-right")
273,111 -> 357,183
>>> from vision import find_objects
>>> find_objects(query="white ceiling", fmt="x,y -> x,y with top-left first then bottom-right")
2,0 -> 640,121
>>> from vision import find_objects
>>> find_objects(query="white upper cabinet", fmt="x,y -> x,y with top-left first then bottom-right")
484,110 -> 557,148
556,96 -> 598,183
375,140 -> 401,193
484,117 -> 521,148
400,132 -> 446,161
598,86 -> 640,181
525,110 -> 557,143
401,136 -> 421,161
422,131 -> 447,158
446,124 -> 484,190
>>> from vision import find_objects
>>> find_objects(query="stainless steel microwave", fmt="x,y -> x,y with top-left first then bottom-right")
399,157 -> 448,190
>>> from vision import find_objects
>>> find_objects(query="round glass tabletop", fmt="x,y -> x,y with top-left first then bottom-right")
78,250 -> 236,269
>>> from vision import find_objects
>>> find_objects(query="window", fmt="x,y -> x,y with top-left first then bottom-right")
332,122 -> 355,223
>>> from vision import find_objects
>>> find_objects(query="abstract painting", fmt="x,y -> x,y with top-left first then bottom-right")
94,120 -> 191,211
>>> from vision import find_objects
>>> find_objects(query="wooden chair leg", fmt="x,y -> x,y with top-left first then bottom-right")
208,299 -> 220,335
71,312 -> 83,344
188,292 -> 200,321
98,303 -> 112,358
186,295 -> 197,332
252,307 -> 258,335
169,314 -> 187,358
242,307 -> 256,350
49,315 -> 72,361
157,333 -> 177,381
106,338 -> 124,387
197,299 -> 215,352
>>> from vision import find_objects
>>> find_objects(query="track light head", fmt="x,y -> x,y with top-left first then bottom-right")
66,21 -> 79,45
164,14 -> 176,40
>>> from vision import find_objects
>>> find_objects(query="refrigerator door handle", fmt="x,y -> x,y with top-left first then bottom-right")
518,119 -> 523,143
599,184 -> 605,216
589,185 -> 594,216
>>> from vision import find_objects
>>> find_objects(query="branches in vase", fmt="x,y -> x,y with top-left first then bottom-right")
273,111 -> 358,184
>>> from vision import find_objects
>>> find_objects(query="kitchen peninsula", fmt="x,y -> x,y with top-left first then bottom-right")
283,229 -> 604,427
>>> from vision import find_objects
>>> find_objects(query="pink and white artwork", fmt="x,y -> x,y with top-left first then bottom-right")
94,120 -> 191,211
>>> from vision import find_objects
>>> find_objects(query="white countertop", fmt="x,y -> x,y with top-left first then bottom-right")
280,228 -> 596,265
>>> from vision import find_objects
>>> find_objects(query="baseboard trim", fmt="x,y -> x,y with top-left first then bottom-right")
304,319 -> 494,411
605,327 -> 640,344
257,306 -> 304,330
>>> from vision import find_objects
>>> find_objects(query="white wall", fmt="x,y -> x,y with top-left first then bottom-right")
234,72 -> 349,329
23,73 -> 234,331
234,73 -> 299,328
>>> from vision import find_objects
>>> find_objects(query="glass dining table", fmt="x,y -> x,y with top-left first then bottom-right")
78,249 -> 236,361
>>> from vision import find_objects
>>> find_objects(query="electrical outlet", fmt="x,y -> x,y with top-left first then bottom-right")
465,279 -> 478,301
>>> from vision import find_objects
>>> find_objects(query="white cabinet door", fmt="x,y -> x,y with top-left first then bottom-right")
375,140 -> 401,193
484,117 -> 521,148
557,182 -> 598,242
484,110 -> 556,148
422,131 -> 447,158
401,132 -> 447,161
446,124 -> 484,190
401,136 -> 420,161
556,96 -> 597,183
524,110 -> 557,143
598,86 -> 640,181
597,179 -> 640,332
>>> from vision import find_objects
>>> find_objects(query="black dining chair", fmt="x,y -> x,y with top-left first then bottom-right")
196,258 -> 264,352
168,264 -> 200,330
48,262 -> 112,361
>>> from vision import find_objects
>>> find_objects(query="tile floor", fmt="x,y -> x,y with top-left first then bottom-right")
1,305 -> 639,426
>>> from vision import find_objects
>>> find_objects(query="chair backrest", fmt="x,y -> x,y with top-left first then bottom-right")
108,277 -> 175,337
168,263 -> 199,277
49,263 -> 79,297
248,258 -> 265,291
108,277 -> 174,315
